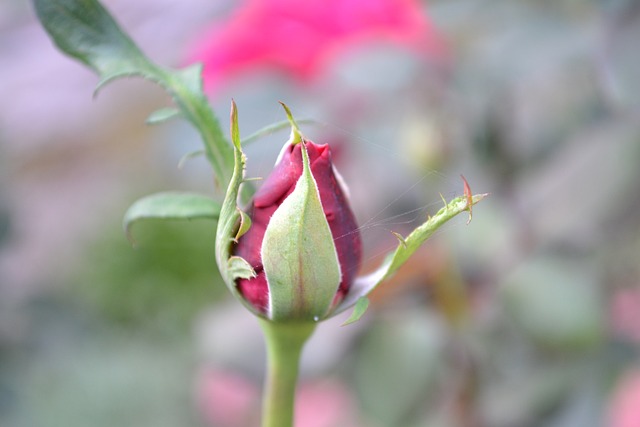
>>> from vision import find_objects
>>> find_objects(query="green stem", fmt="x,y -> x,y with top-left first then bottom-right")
259,319 -> 316,427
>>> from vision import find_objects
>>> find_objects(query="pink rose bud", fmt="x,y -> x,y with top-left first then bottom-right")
234,138 -> 362,319
217,102 -> 485,324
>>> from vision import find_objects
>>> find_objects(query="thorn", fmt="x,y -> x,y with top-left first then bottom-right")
391,231 -> 408,248
439,193 -> 448,211
461,174 -> 473,225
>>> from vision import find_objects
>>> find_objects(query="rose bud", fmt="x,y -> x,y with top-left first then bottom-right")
216,102 -> 486,326
234,133 -> 362,321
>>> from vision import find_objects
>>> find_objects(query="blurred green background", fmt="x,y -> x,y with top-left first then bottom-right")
1,0 -> 639,426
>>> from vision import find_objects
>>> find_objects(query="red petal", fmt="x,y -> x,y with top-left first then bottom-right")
233,141 -> 362,313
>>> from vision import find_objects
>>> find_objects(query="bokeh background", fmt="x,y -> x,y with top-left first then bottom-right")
2,0 -> 640,426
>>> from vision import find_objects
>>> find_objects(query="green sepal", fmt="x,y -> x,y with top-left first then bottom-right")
228,256 -> 257,280
235,208 -> 252,241
279,102 -> 304,145
214,101 -> 258,314
336,190 -> 489,318
261,141 -> 342,321
123,192 -> 221,243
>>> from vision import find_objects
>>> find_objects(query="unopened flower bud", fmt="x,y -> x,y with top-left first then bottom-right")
234,139 -> 362,320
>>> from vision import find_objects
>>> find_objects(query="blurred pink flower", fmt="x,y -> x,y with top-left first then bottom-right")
608,369 -> 640,427
188,0 -> 446,93
610,287 -> 640,343
196,368 -> 363,427
196,368 -> 260,427
295,380 -> 363,427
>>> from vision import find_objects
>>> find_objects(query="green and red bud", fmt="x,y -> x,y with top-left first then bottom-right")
216,102 -> 485,325
234,137 -> 362,320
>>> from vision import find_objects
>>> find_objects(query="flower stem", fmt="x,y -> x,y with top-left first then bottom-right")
259,319 -> 316,427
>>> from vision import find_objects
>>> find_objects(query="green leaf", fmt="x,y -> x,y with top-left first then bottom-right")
261,142 -> 341,321
341,297 -> 370,326
33,0 -> 158,84
335,190 -> 489,316
34,0 -> 235,190
123,192 -> 221,242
